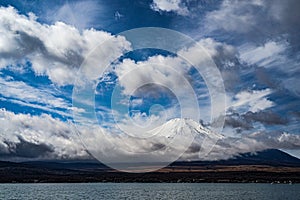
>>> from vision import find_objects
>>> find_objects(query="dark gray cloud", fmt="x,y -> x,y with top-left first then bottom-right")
244,111 -> 287,126
203,0 -> 300,48
249,131 -> 300,150
266,0 -> 300,49
291,111 -> 300,119
150,143 -> 166,151
225,113 -> 253,130
225,110 -> 287,131
0,31 -> 46,60
183,131 -> 300,161
14,31 -> 84,69
186,144 -> 201,154
0,109 -> 89,161
1,137 -> 54,158
254,68 -> 281,90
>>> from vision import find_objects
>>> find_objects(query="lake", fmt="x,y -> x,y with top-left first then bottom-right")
0,183 -> 299,199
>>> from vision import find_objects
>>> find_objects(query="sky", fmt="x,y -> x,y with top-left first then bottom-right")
0,0 -> 299,165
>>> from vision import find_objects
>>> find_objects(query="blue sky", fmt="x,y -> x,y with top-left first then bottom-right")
0,0 -> 299,162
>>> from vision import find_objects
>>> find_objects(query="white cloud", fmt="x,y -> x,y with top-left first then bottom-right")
112,37 -> 234,125
196,38 -> 236,59
115,37 -> 234,98
239,41 -> 288,67
115,55 -> 190,96
0,6 -> 131,86
151,0 -> 189,16
228,89 -> 274,113
0,109 -> 88,160
114,54 -> 202,123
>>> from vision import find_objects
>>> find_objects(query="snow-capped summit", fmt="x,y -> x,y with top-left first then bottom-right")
146,118 -> 225,161
150,118 -> 224,141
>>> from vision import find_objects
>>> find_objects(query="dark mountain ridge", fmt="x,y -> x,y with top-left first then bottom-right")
16,149 -> 300,170
172,149 -> 300,167
1,149 -> 300,183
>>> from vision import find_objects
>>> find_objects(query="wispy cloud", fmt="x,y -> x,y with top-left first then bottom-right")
228,89 -> 274,113
44,0 -> 103,30
239,41 -> 288,67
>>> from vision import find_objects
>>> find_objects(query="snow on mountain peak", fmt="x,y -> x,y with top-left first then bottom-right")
150,118 -> 224,140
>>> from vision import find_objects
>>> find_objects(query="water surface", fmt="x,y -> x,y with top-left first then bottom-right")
0,183 -> 299,200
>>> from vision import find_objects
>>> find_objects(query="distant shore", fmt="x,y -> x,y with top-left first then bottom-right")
1,165 -> 300,183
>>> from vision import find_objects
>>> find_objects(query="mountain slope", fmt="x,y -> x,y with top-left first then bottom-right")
172,149 -> 300,167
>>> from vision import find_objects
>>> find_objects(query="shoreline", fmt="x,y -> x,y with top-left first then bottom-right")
1,170 -> 300,184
